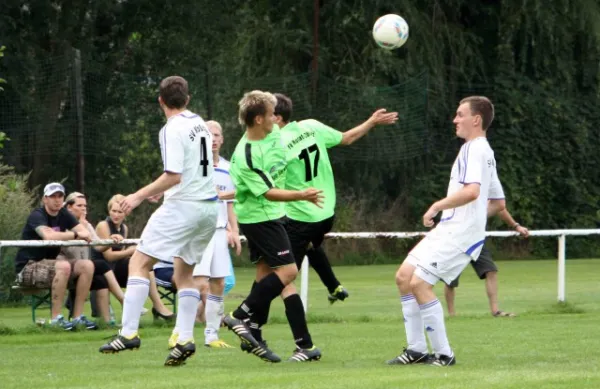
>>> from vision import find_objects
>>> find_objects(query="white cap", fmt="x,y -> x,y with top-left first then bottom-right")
43,182 -> 65,197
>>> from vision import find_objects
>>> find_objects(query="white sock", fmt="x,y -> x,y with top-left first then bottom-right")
204,294 -> 224,343
401,294 -> 428,353
175,288 -> 201,343
121,277 -> 150,337
420,299 -> 452,356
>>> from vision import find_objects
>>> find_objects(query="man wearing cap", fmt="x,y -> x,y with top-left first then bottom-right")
14,182 -> 98,330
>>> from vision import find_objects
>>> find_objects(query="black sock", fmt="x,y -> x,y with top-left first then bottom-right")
307,247 -> 340,294
246,281 -> 271,342
284,294 -> 313,349
233,272 -> 284,320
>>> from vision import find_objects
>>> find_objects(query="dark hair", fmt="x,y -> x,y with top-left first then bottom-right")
274,93 -> 293,123
460,96 -> 495,130
159,76 -> 189,109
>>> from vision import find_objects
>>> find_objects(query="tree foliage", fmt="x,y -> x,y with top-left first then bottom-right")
1,0 -> 599,258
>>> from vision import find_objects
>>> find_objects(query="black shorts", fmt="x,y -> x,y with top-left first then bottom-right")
110,258 -> 129,288
285,216 -> 335,268
90,259 -> 112,290
447,245 -> 497,288
240,218 -> 295,268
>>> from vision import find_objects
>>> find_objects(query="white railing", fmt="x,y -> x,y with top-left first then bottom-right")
2,229 -> 599,311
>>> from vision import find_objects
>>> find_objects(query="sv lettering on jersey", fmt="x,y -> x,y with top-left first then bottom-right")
188,124 -> 209,141
487,159 -> 495,168
286,131 -> 316,150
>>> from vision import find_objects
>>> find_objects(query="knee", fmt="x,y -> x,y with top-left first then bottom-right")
395,265 -> 413,288
79,259 -> 95,275
55,260 -> 72,278
409,275 -> 429,294
129,253 -> 153,273
274,263 -> 298,285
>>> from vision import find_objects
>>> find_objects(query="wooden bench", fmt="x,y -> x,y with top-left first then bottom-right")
11,285 -> 51,323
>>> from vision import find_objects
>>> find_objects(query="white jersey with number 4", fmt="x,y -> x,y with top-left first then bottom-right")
214,156 -> 235,228
429,137 -> 504,259
159,110 -> 217,202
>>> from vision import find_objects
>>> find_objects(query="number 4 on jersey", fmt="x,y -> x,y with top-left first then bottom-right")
199,137 -> 209,176
298,144 -> 320,181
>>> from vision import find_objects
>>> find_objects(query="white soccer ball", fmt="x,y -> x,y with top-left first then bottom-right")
372,14 -> 409,50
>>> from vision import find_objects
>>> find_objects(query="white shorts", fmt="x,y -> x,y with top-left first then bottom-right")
193,228 -> 232,278
137,199 -> 218,266
405,235 -> 472,285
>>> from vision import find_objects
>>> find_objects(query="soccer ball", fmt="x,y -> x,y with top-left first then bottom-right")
372,14 -> 409,50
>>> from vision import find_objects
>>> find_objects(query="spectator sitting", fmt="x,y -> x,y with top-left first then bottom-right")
62,192 -> 128,324
14,182 -> 97,330
93,194 -> 174,320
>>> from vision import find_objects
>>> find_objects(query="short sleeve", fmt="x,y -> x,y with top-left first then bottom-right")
460,142 -> 484,185
160,125 -> 185,173
488,166 -> 505,199
302,119 -> 342,148
27,209 -> 49,235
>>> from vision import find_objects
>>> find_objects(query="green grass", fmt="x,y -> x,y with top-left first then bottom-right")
1,259 -> 600,389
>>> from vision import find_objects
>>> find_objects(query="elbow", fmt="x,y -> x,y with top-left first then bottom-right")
495,199 -> 506,213
340,134 -> 351,146
467,186 -> 480,201
165,172 -> 182,185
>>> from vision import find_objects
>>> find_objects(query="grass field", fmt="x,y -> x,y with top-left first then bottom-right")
1,259 -> 600,389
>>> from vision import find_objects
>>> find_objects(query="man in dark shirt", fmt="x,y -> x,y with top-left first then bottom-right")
15,182 -> 97,330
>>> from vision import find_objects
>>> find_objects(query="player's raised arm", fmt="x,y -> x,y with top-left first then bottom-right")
339,108 -> 398,146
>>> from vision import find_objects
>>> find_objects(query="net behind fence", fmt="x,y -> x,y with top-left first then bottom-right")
0,49 -> 432,177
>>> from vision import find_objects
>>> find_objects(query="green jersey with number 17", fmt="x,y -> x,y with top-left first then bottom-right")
281,119 -> 343,222
229,126 -> 288,224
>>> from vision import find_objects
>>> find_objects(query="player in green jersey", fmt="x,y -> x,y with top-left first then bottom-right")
275,93 -> 398,303
223,90 -> 323,363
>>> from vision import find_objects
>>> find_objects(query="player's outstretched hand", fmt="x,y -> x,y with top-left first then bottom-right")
302,188 -> 324,208
516,225 -> 529,237
120,194 -> 143,215
422,205 -> 440,228
370,108 -> 399,126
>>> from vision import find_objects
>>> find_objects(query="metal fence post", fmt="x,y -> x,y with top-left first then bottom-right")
557,235 -> 566,302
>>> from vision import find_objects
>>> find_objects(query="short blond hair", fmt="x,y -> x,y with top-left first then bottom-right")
107,194 -> 125,212
238,90 -> 276,127
205,120 -> 223,134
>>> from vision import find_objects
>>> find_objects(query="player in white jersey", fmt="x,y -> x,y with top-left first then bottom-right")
166,120 -> 241,349
387,96 -> 506,367
99,76 -> 218,367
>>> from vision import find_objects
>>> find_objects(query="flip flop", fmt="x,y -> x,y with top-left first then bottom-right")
493,310 -> 516,317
